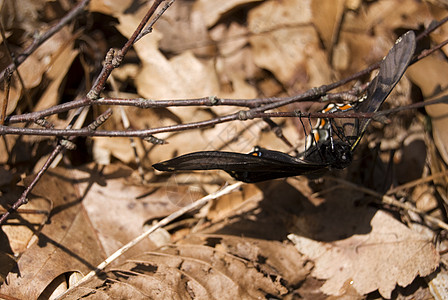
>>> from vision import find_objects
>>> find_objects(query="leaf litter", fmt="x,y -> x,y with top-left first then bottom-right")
0,0 -> 448,299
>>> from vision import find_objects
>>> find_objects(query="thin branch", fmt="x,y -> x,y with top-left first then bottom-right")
386,170 -> 448,195
2,96 -> 447,138
0,110 -> 113,225
0,144 -> 64,225
416,16 -> 448,42
136,0 -> 176,42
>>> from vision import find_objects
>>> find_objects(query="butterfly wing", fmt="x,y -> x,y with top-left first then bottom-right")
350,31 -> 416,149
153,149 -> 329,183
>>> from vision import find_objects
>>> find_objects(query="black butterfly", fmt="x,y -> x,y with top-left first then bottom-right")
153,31 -> 416,183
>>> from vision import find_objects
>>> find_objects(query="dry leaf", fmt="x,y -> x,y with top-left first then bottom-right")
77,163 -> 195,257
33,39 -> 78,112
341,0 -> 431,37
157,0 -> 214,57
0,191 -> 51,255
1,0 -> 46,34
248,0 -> 332,90
209,22 -> 258,100
0,169 -> 105,299
0,186 -> 51,284
288,210 -> 440,298
0,26 -> 75,116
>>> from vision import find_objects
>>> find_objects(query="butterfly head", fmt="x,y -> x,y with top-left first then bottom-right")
319,140 -> 353,169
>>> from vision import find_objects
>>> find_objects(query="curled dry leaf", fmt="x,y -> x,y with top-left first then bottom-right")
209,22 -> 258,101
203,235 -> 309,286
342,0 -> 431,38
288,210 -> 440,298
33,36 -> 79,112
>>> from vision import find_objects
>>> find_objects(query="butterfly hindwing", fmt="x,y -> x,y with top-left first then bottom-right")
350,31 -> 416,149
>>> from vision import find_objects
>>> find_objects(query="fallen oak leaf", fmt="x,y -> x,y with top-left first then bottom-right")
288,210 -> 439,298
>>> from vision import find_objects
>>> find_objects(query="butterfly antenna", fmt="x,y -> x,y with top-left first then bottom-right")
297,111 -> 309,153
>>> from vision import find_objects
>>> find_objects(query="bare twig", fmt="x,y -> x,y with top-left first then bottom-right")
87,109 -> 113,131
136,0 -> 176,42
416,16 -> 448,42
4,95 -> 294,124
